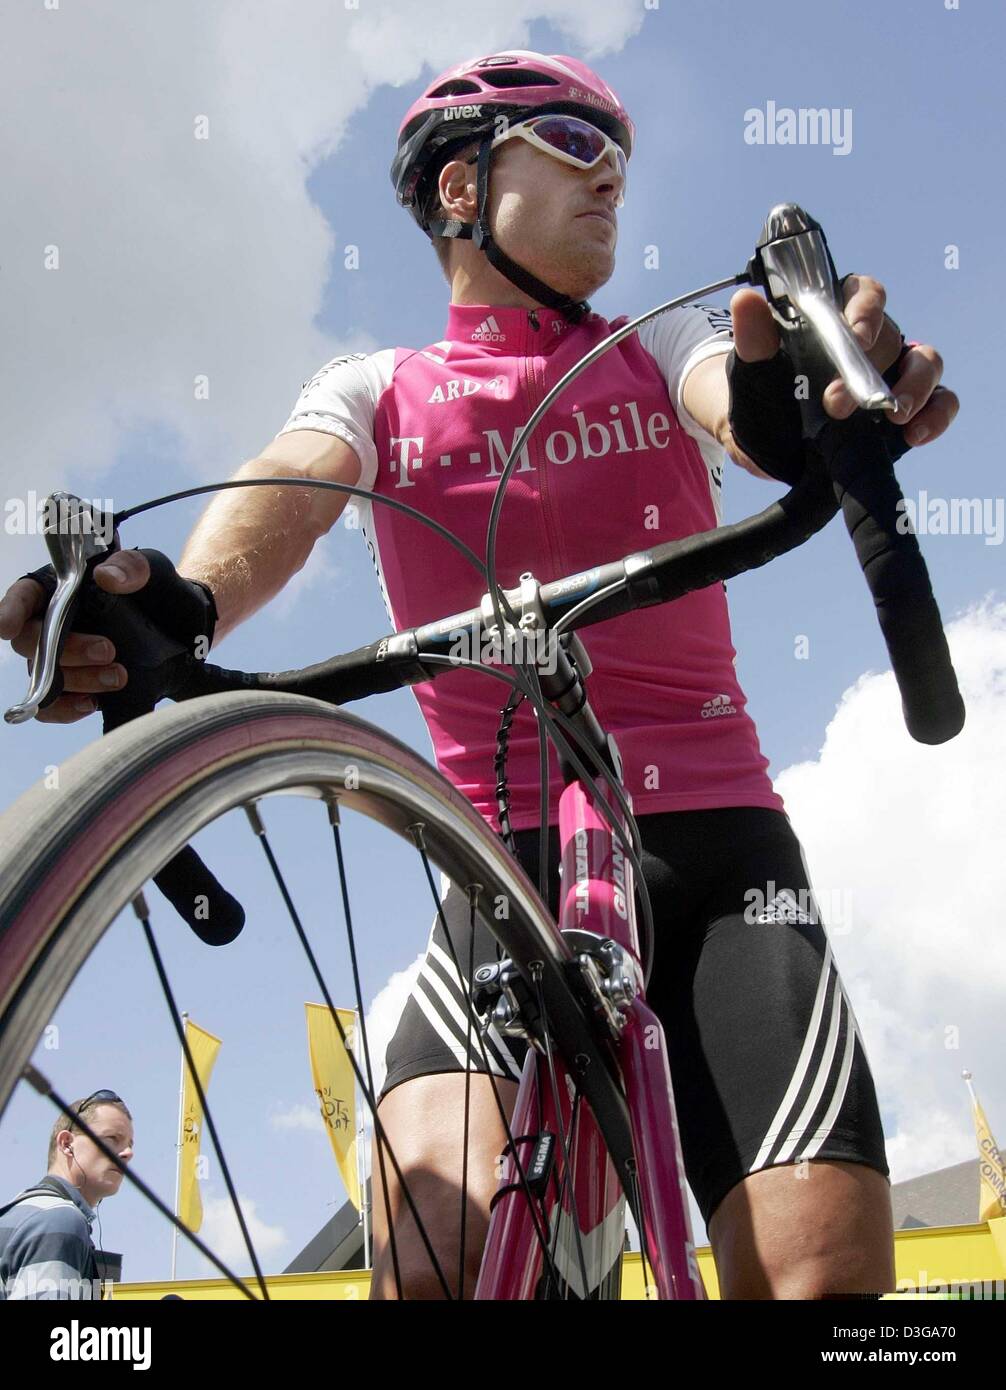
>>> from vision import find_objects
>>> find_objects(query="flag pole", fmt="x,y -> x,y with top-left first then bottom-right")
354,1012 -> 371,1268
171,1011 -> 189,1281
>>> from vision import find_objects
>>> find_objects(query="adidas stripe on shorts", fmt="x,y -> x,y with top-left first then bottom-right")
379,806 -> 889,1227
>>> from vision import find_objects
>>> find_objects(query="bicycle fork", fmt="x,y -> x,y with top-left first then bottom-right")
476,780 -> 706,1299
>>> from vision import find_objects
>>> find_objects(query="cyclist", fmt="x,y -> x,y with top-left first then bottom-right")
0,50 -> 958,1299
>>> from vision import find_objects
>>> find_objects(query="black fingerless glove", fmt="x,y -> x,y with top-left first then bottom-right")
725,339 -> 913,486
725,347 -> 806,485
23,549 -> 217,659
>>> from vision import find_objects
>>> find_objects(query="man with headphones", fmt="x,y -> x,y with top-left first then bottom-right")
0,1090 -> 133,1299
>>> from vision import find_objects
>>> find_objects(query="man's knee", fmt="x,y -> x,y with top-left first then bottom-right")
708,1159 -> 895,1300
368,1073 -> 518,1300
371,1181 -> 485,1298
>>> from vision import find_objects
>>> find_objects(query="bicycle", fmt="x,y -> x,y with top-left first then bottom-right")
0,205 -> 965,1300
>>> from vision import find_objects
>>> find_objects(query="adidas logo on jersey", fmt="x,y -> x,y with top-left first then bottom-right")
471,315 -> 507,343
701,694 -> 737,718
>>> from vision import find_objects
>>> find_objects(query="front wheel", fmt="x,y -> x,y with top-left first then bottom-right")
0,691 -> 637,1299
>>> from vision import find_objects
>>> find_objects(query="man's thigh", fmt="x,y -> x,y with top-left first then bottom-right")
708,1159 -> 895,1299
643,810 -> 891,1258
369,1072 -> 518,1300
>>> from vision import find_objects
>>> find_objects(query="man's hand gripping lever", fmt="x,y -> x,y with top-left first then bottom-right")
3,493 -> 245,944
728,203 -> 965,745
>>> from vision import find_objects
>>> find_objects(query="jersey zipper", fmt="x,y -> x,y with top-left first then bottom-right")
522,310 -> 564,586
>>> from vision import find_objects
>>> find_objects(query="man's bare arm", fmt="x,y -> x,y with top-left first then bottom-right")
178,430 -> 362,645
680,354 -> 772,479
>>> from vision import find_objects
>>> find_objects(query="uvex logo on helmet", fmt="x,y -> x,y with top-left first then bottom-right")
442,104 -> 483,121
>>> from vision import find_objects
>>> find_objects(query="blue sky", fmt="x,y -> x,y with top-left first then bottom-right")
1,0 -> 1004,1283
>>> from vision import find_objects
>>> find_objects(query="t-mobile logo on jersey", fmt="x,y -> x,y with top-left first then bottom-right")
387,401 -> 676,486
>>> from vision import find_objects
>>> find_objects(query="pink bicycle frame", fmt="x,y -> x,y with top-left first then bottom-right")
476,775 -> 706,1300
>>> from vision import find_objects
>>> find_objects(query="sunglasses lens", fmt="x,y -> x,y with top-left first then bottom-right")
531,116 -> 607,166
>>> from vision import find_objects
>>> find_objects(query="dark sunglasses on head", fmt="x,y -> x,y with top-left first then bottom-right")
74,1089 -> 125,1119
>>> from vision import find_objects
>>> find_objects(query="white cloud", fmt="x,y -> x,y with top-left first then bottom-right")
362,950 -> 425,1103
775,599 -> 1006,1185
198,1190 -> 288,1273
0,1 -> 644,591
270,1101 -> 325,1135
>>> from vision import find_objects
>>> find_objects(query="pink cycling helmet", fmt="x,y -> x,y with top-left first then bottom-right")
392,50 -> 635,234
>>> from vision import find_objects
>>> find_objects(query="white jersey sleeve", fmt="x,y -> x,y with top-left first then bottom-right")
635,303 -> 733,523
634,303 -> 733,445
276,350 -> 395,491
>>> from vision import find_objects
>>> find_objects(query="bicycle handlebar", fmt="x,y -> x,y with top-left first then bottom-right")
178,455 -> 842,709
746,204 -> 964,744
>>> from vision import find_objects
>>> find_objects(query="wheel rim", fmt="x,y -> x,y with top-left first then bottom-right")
0,696 -> 637,1299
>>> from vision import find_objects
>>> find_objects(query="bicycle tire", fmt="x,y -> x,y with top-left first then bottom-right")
0,691 -> 637,1232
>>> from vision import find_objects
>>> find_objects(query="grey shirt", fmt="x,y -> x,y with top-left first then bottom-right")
0,1175 -> 100,1299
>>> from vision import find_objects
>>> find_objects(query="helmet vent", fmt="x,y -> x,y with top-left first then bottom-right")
481,68 -> 561,89
427,79 -> 482,98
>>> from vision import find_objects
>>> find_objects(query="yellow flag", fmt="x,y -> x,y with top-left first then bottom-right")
306,1004 -> 361,1210
972,1097 -> 1006,1223
177,1020 -> 222,1233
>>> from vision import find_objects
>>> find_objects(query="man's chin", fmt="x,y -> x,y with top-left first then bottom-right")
563,254 -> 614,300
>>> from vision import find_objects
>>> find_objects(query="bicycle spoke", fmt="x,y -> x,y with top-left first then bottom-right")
22,1064 -> 259,1300
327,807 -> 399,1295
412,827 -> 562,1285
625,1161 -> 657,1298
551,1091 -> 584,1302
531,964 -> 590,1298
132,893 -> 271,1300
457,887 -> 479,1300
244,799 -> 453,1300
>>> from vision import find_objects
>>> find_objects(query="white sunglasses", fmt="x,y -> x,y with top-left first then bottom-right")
468,114 -> 628,207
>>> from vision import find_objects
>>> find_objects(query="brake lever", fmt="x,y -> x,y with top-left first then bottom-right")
5,493 -> 119,725
4,492 -> 245,941
745,202 -> 897,438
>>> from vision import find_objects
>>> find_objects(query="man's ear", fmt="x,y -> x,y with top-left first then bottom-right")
55,1127 -> 74,1156
439,157 -> 477,223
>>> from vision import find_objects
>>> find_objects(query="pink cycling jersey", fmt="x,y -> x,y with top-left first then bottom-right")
279,301 -> 785,831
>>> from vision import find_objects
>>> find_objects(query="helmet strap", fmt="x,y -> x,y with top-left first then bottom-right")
429,135 -> 592,325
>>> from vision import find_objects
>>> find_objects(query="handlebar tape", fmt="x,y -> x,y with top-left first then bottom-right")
810,410 -> 965,744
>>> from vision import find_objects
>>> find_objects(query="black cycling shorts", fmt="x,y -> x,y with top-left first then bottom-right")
380,807 -> 889,1227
